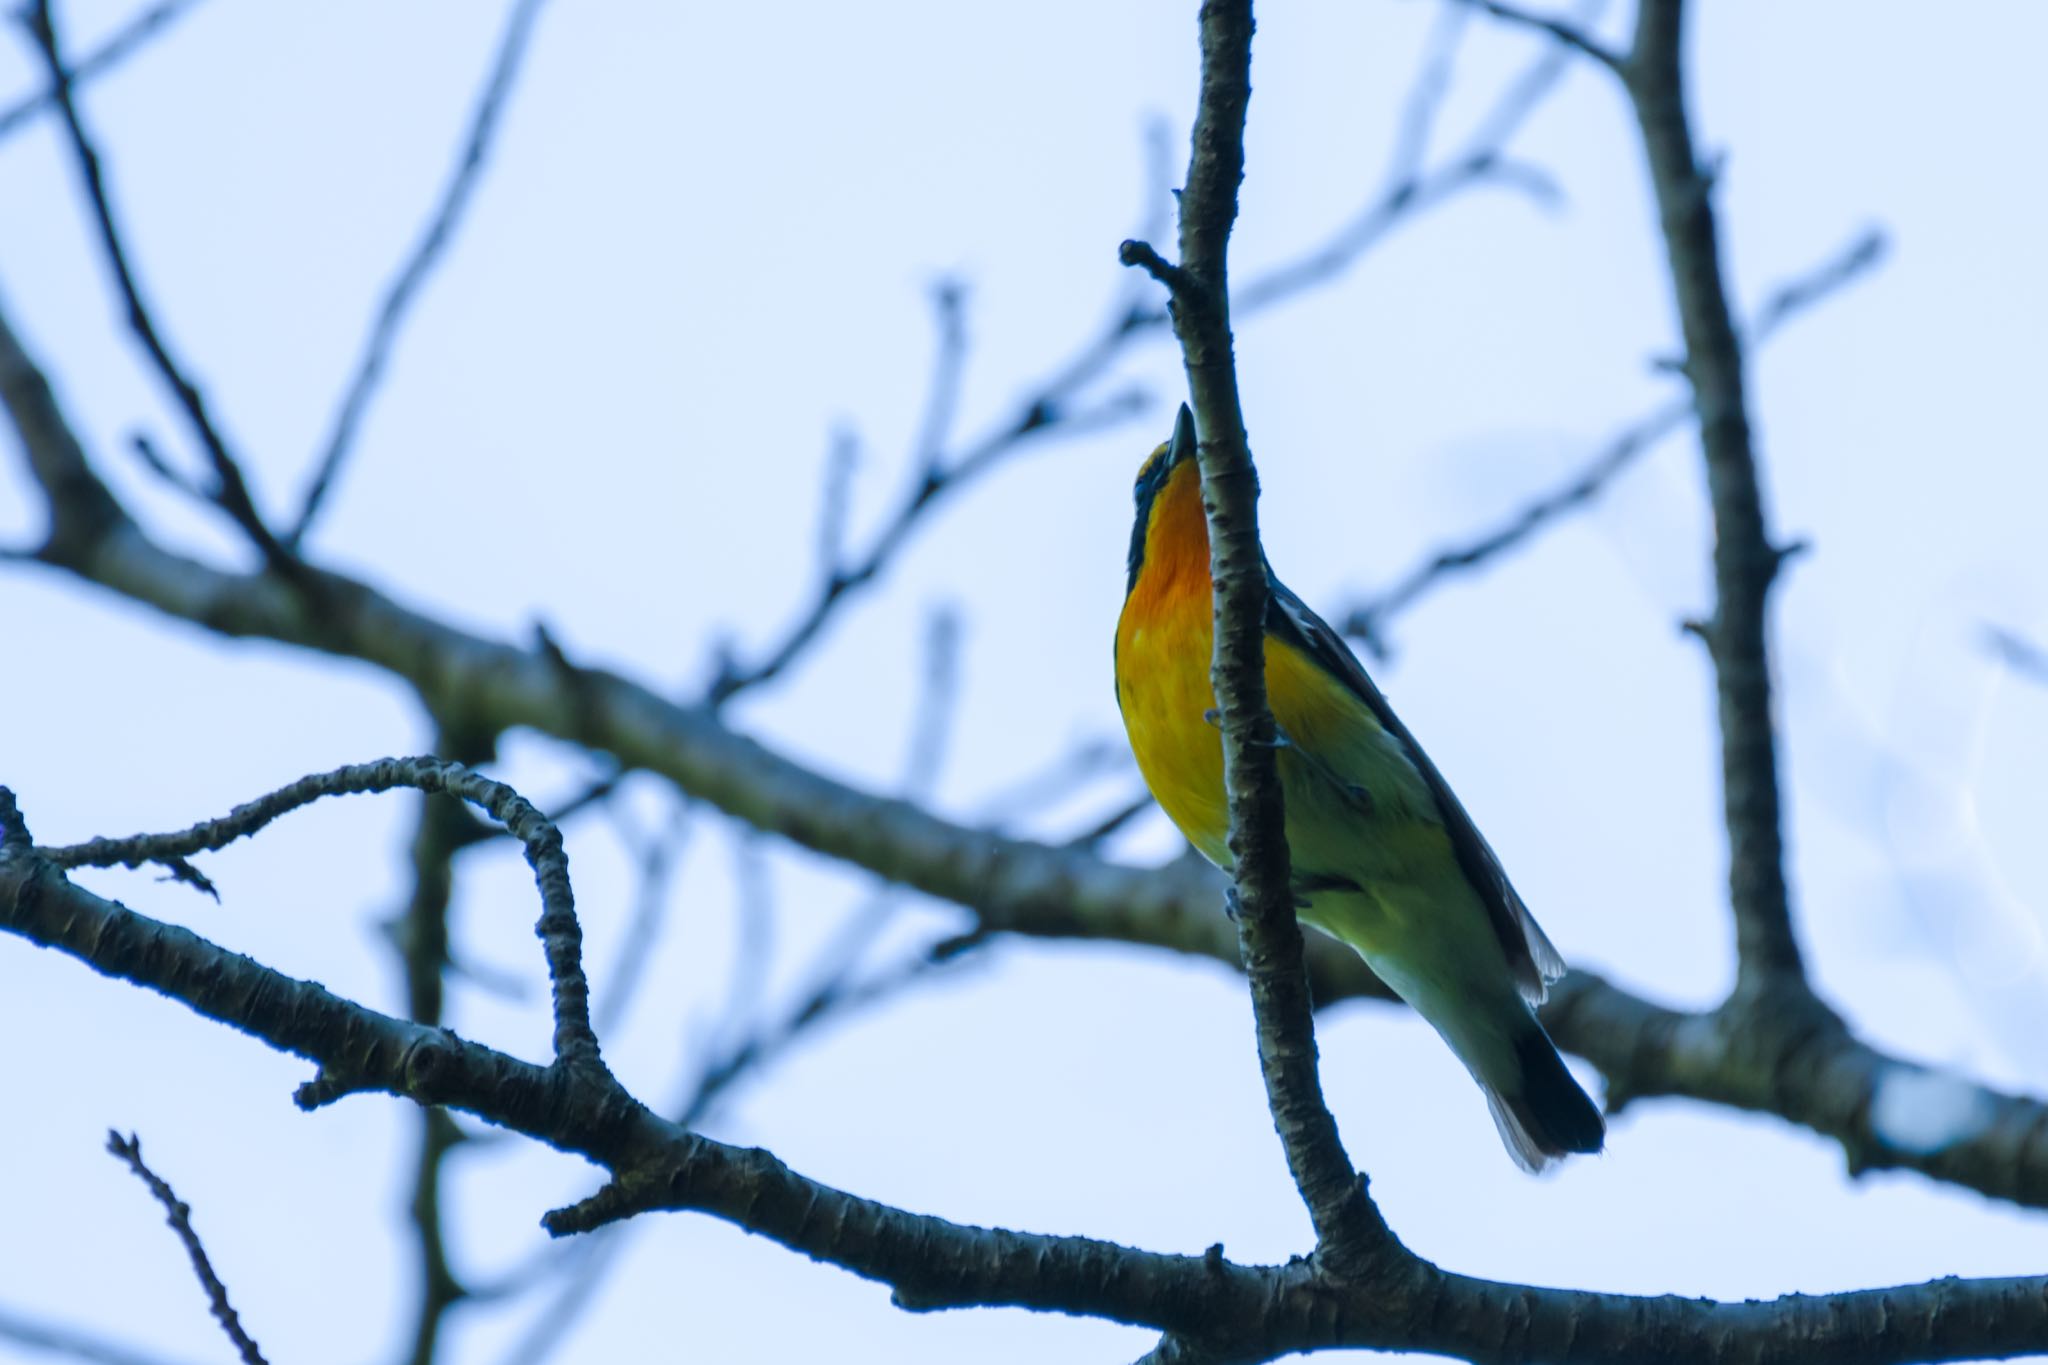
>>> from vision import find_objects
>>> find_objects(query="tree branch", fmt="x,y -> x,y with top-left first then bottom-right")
703,278 -> 1144,709
44,755 -> 603,1072
1126,0 -> 1391,1276
0,1304 -> 207,1365
0,0 -> 206,144
22,0 -> 292,574
287,0 -> 549,549
104,1131 -> 268,1365
9,296 -> 2048,1213
1453,0 -> 1624,73
6,789 -> 2048,1364
1621,0 -> 1811,1003
1463,0 -> 1818,1004
702,24 -> 1584,710
1339,225 -> 1887,653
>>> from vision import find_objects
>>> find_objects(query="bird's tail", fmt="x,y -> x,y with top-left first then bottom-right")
1477,1018 -> 1605,1173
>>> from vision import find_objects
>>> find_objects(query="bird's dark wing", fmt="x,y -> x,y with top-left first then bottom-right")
1263,569 -> 1565,1003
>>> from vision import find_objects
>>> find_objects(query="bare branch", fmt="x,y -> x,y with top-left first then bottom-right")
589,795 -> 694,1039
22,0 -> 292,574
43,755 -> 603,1072
0,1304 -> 207,1365
1225,0 -> 1598,316
383,720 -> 498,1365
1130,0 -> 1391,1276
703,26 -> 1583,712
104,1132 -> 268,1365
1621,0 -> 1813,1002
703,276 -> 1144,709
12,302 -> 2048,1211
287,0 -> 549,548
0,0 -> 206,143
489,910 -> 978,1365
1341,226 -> 1888,652
4,821 -> 2048,1363
1454,0 -> 1625,72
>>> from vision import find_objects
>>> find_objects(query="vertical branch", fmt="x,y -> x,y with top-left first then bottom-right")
1624,0 -> 1809,1001
390,719 -> 499,1365
1121,0 -> 1392,1274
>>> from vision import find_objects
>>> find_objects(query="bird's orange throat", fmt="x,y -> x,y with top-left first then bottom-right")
1130,459 -> 1212,609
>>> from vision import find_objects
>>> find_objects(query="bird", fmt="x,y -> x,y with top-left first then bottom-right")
1113,403 -> 1604,1171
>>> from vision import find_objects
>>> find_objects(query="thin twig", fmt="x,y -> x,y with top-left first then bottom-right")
448,764 -> 623,852
703,25 -> 1582,711
287,0 -> 549,548
24,0 -> 292,573
104,1132 -> 268,1365
495,928 -> 989,1365
492,597 -> 973,1364
1341,226 -> 1888,652
1454,0 -> 1625,72
1623,0 -> 1813,1001
44,755 -> 603,1071
703,290 -> 1140,707
0,0 -> 206,143
1225,0 -> 1602,315
590,795 -> 694,1039
0,1303 -> 208,1365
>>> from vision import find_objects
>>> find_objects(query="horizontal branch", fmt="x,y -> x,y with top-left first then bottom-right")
6,299 -> 2048,1211
46,755 -> 602,1071
5,800 -> 2048,1364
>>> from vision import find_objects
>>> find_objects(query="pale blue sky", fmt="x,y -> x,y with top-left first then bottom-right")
3,3 -> 2046,1362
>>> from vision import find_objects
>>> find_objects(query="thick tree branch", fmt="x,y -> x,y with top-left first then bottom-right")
104,1132 -> 268,1365
8,298 -> 2048,1213
6,789 -> 2048,1364
1124,0 -> 1391,1276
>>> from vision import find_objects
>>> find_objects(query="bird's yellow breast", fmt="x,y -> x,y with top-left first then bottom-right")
1118,595 -> 1411,862
1114,458 -> 1408,870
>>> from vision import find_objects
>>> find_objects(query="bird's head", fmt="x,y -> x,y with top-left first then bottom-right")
1126,403 -> 1201,593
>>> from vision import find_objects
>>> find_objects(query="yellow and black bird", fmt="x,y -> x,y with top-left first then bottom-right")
1114,405 -> 1604,1171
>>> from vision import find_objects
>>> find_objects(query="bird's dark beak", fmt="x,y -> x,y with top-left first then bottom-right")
1168,403 -> 1197,468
